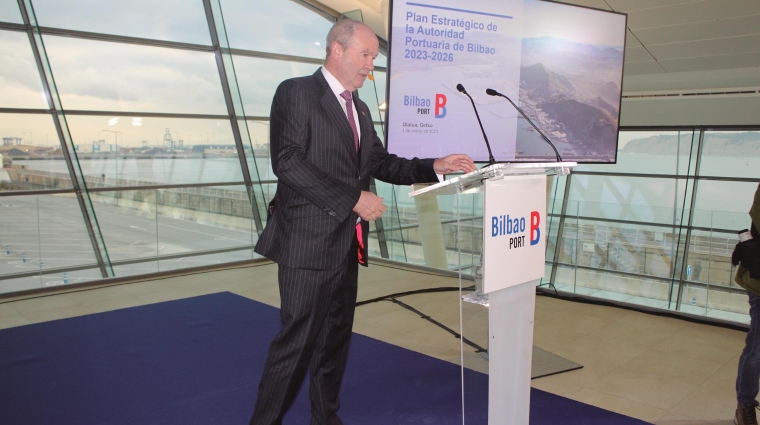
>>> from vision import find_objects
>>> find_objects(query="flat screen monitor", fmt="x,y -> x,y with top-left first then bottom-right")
385,0 -> 627,163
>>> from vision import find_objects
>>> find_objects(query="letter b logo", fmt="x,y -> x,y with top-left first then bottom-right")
435,94 -> 447,118
530,211 -> 541,246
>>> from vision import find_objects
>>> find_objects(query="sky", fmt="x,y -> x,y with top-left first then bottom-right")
522,0 -> 626,47
0,0 -> 334,148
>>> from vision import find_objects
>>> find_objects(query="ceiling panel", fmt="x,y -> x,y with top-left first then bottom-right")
660,51 -> 760,73
626,0 -> 760,30
624,46 -> 655,62
605,0 -> 704,13
626,29 -> 643,48
623,61 -> 666,77
554,0 -> 611,11
649,34 -> 760,60
634,15 -> 760,45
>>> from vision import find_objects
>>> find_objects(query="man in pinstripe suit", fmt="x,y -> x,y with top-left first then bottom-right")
250,19 -> 475,425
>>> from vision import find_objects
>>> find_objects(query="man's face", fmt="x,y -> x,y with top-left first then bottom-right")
331,26 -> 378,92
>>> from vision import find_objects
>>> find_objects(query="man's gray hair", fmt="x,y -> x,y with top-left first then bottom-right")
326,19 -> 364,58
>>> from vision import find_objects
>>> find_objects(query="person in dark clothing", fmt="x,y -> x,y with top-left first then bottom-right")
734,183 -> 760,425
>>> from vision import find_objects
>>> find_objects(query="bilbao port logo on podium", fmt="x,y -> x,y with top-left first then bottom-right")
490,211 -> 541,249
483,175 -> 547,293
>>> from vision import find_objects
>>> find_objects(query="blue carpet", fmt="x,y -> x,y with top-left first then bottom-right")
0,292 -> 650,424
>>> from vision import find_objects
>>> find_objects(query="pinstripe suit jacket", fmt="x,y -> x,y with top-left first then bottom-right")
254,68 -> 438,271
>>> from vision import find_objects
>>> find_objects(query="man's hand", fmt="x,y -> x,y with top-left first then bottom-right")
434,154 -> 476,175
353,191 -> 386,221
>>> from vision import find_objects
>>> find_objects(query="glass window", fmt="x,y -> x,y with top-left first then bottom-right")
245,119 -> 273,181
233,56 -> 319,116
0,30 -> 48,109
375,52 -> 387,68
157,249 -> 259,272
569,175 -> 686,224
693,180 -> 759,229
0,0 -> 21,23
62,115 -> 244,186
358,70 -> 386,123
0,269 -> 103,294
574,130 -> 694,175
0,114 -> 70,192
0,195 -> 99,286
90,186 -> 256,276
685,226 -> 739,288
30,0 -> 212,45
219,0 -> 333,59
42,35 -> 227,114
699,130 -> 760,179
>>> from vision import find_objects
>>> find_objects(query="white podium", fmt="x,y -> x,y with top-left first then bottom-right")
410,162 -> 575,425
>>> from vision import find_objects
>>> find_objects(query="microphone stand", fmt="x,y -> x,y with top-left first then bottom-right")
486,89 -> 563,162
457,84 -> 496,165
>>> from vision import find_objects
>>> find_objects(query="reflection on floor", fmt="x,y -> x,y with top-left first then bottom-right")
0,261 -> 748,424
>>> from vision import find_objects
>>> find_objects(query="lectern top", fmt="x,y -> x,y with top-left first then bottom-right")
409,162 -> 576,198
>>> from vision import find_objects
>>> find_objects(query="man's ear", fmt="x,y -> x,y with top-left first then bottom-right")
330,41 -> 343,58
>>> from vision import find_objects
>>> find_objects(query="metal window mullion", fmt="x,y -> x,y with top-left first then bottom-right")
674,128 -> 705,309
202,0 -> 263,234
549,174 -> 572,285
17,0 -> 111,278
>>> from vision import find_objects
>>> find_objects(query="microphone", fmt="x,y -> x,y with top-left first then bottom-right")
486,88 -> 563,162
457,83 -> 496,165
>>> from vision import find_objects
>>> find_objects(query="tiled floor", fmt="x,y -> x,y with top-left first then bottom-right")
0,261 -> 747,425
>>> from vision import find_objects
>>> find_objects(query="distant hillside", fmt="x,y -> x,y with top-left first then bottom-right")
588,96 -> 617,118
622,133 -> 760,155
521,37 -> 624,83
597,81 -> 621,106
520,63 -> 574,97
539,96 -> 616,154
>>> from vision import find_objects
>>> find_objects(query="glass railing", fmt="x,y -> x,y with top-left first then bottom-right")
0,186 -> 262,293
367,188 -> 752,324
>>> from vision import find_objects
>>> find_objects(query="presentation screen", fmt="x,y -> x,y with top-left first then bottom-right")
385,0 -> 627,163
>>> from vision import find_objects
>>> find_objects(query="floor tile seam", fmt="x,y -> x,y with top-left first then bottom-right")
647,342 -> 741,363
549,310 -> 616,330
689,354 -> 739,387
10,298 -> 90,318
581,381 -> 674,414
118,285 -> 179,297
591,322 -> 682,343
596,364 -> 709,388
18,304 -> 98,323
562,313 -> 632,325
0,314 -> 31,328
571,360 -> 617,388
67,292 -> 144,306
569,387 -> 670,422
616,342 -> 723,372
134,286 -> 226,301
541,332 -> 607,359
562,384 -> 588,404
614,361 -> 722,388
664,377 -> 712,419
597,346 -> 658,375
0,303 -> 22,316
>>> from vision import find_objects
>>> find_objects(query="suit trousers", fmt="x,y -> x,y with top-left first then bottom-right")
250,237 -> 359,425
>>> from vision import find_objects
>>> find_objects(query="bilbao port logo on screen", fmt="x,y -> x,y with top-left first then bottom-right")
490,211 -> 541,248
403,94 -> 447,118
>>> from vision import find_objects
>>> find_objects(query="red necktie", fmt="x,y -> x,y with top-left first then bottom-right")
340,90 -> 366,264
340,90 -> 359,153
